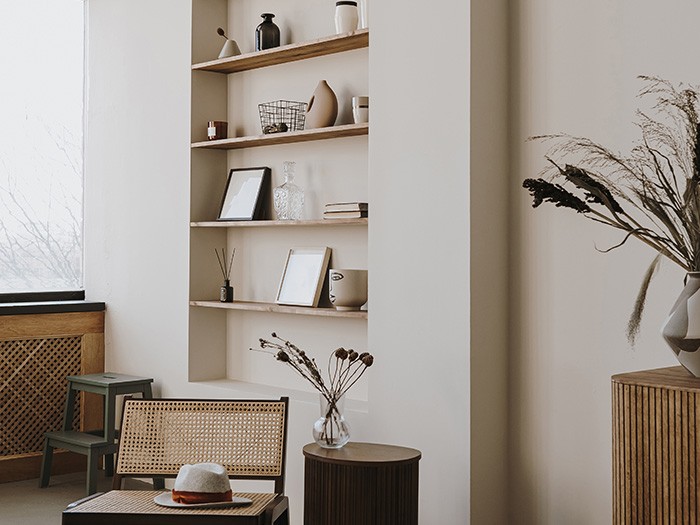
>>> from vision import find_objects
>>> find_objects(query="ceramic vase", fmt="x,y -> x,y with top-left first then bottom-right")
218,39 -> 241,59
329,269 -> 368,311
255,13 -> 280,51
661,272 -> 700,376
335,1 -> 359,34
305,80 -> 338,129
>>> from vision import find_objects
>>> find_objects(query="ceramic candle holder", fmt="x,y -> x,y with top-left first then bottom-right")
207,121 -> 228,140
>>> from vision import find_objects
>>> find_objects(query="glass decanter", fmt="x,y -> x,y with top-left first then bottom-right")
274,161 -> 304,220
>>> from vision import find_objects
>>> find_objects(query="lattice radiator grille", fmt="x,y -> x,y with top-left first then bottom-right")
0,336 -> 82,456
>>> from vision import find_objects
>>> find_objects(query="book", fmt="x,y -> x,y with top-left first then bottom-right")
324,202 -> 369,213
323,210 -> 368,219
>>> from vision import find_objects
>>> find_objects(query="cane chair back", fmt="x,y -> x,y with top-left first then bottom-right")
113,397 -> 289,494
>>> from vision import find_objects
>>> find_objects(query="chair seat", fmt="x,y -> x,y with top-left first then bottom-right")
45,430 -> 114,449
62,490 -> 284,521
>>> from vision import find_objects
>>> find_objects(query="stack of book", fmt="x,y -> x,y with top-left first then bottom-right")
323,202 -> 369,219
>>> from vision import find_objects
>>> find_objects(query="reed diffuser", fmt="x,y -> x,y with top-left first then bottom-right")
215,248 -> 235,302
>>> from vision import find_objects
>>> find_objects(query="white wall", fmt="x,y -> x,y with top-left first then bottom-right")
471,0 -> 509,523
510,1 -> 700,522
85,0 -> 470,524
369,0 -> 470,522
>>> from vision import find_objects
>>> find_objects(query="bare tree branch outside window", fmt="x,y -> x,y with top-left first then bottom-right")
0,2 -> 83,294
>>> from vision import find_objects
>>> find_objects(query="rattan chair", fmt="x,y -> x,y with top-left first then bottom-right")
109,397 -> 290,525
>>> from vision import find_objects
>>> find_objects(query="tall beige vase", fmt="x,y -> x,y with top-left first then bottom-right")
305,80 -> 338,129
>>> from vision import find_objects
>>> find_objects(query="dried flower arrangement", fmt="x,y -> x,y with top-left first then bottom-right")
256,333 -> 374,446
523,76 -> 700,343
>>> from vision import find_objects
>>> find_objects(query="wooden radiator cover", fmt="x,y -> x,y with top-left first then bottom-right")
0,311 -> 104,483
612,366 -> 700,524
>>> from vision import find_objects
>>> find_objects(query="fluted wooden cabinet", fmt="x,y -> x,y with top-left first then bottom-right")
612,366 -> 700,523
303,442 -> 421,525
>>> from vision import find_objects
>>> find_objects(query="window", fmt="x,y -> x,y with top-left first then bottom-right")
0,1 -> 84,294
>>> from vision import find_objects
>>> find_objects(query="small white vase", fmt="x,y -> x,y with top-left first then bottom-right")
661,272 -> 700,376
335,1 -> 359,34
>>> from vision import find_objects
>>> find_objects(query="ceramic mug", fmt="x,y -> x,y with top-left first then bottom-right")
329,269 -> 368,311
352,96 -> 369,124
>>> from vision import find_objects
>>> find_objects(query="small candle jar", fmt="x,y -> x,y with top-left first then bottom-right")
352,96 -> 369,124
335,1 -> 359,34
207,121 -> 228,140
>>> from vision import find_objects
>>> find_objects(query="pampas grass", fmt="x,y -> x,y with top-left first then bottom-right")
523,76 -> 700,344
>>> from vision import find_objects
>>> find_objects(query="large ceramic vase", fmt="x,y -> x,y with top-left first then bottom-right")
305,80 -> 338,129
661,272 -> 700,376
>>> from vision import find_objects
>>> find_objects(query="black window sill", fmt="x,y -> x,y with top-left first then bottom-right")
0,301 -> 106,316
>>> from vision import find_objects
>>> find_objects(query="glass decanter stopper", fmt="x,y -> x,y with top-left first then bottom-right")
274,161 -> 304,220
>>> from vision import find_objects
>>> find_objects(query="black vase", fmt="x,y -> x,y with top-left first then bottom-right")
255,13 -> 280,51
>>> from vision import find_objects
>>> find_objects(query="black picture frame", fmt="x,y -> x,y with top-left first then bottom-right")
217,167 -> 270,221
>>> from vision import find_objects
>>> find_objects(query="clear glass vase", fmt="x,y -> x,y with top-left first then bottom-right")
313,394 -> 350,449
273,161 -> 304,220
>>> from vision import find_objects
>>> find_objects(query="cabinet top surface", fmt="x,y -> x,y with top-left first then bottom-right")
303,442 -> 421,466
611,365 -> 700,390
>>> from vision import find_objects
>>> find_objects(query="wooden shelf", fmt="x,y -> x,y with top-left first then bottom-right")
190,300 -> 368,319
191,218 -> 368,228
192,122 -> 368,150
192,29 -> 369,74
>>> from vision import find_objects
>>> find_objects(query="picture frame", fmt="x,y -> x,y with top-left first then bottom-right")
217,167 -> 270,221
276,247 -> 331,307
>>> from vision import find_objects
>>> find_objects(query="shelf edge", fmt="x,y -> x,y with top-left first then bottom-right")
190,300 -> 368,319
191,123 -> 369,150
192,29 -> 369,74
190,218 -> 368,228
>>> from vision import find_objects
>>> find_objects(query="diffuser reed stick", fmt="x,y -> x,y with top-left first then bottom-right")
215,248 -> 235,280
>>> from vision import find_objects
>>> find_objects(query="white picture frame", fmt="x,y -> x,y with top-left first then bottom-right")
275,247 -> 331,307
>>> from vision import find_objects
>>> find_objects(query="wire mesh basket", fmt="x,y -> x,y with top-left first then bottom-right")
258,100 -> 307,134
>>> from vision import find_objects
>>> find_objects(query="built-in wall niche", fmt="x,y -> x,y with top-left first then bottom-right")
189,0 -> 369,393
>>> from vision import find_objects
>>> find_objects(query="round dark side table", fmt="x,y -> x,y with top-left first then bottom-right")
303,442 -> 421,525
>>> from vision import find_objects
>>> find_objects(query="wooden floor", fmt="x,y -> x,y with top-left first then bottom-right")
0,473 -> 147,525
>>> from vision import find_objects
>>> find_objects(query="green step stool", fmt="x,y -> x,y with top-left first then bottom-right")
39,372 -> 154,495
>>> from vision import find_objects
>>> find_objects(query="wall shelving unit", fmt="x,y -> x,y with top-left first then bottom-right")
189,3 -> 368,388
